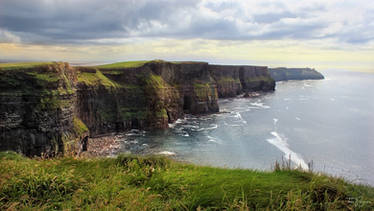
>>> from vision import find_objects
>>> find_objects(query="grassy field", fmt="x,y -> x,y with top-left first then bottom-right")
96,60 -> 151,69
0,62 -> 53,70
0,152 -> 373,210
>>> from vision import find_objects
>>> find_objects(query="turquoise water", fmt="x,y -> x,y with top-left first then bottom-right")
119,70 -> 374,185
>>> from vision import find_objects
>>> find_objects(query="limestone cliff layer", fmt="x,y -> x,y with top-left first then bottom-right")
0,60 -> 275,156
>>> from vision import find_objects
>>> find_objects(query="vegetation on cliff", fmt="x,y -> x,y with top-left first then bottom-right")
77,69 -> 122,89
73,117 -> 89,136
96,60 -> 151,69
0,62 -> 54,70
0,151 -> 373,210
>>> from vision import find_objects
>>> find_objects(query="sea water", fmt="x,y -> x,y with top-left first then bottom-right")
117,70 -> 374,185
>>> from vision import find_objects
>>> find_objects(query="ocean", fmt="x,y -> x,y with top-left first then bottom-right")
117,70 -> 374,186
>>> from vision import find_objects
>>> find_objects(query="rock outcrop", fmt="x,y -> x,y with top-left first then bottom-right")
0,63 -> 81,156
269,67 -> 324,81
209,65 -> 275,98
0,60 -> 275,156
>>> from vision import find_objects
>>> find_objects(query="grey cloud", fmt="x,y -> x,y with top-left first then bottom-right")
0,0 -> 372,45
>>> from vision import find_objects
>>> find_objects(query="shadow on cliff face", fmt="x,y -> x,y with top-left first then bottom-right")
0,60 -> 276,157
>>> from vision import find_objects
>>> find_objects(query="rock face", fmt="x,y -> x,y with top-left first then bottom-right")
0,63 -> 81,156
0,60 -> 275,156
269,67 -> 324,81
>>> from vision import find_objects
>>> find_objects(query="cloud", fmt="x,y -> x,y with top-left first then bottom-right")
0,0 -> 373,45
0,29 -> 21,43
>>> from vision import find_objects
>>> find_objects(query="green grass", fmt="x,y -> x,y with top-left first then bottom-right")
145,73 -> 165,88
0,62 -> 53,70
96,61 -> 151,69
1,151 -> 373,210
73,117 -> 89,136
77,70 -> 122,88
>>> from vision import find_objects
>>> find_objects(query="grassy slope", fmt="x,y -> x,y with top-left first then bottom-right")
0,62 -> 53,70
0,152 -> 373,210
96,61 -> 151,69
95,60 -> 204,69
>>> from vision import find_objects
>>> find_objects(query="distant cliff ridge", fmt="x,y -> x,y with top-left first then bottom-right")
0,60 -> 275,156
269,67 -> 324,81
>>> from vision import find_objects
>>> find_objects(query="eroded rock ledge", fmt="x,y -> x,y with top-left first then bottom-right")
0,60 -> 276,156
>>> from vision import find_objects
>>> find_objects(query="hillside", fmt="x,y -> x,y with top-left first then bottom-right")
0,151 -> 373,210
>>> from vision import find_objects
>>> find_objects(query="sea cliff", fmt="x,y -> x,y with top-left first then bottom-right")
269,67 -> 324,81
0,60 -> 275,156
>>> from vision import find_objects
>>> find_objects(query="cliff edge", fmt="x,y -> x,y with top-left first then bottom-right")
269,67 -> 324,81
0,60 -> 275,156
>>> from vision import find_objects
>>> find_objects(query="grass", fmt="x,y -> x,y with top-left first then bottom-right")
77,70 -> 122,88
96,61 -> 151,69
1,151 -> 373,210
73,117 -> 89,136
0,62 -> 53,70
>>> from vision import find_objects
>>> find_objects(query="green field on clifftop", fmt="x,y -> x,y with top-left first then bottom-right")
96,60 -> 151,69
0,62 -> 53,70
0,151 -> 373,210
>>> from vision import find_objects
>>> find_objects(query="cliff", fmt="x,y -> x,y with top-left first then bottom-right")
0,60 -> 275,156
269,67 -> 324,81
0,62 -> 81,156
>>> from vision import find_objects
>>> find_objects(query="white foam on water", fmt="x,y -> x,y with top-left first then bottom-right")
168,123 -> 176,128
207,124 -> 218,130
250,102 -> 270,109
181,132 -> 190,137
233,112 -> 247,124
194,124 -> 218,131
304,83 -> 312,87
266,132 -> 309,170
207,136 -> 222,144
168,118 -> 184,128
296,117 -> 301,121
183,124 -> 199,129
273,118 -> 278,126
158,151 -> 176,156
229,124 -> 241,127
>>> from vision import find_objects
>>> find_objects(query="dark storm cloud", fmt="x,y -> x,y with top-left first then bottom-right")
0,0 -> 372,45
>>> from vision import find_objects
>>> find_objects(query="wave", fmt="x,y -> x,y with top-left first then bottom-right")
168,118 -> 185,128
207,136 -> 222,144
250,102 -> 270,109
266,131 -> 309,170
181,132 -> 189,137
233,112 -> 247,124
303,83 -> 312,87
194,124 -> 218,131
273,118 -> 278,126
158,151 -> 176,156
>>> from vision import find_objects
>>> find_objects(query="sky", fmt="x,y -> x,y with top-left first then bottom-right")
0,0 -> 373,72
